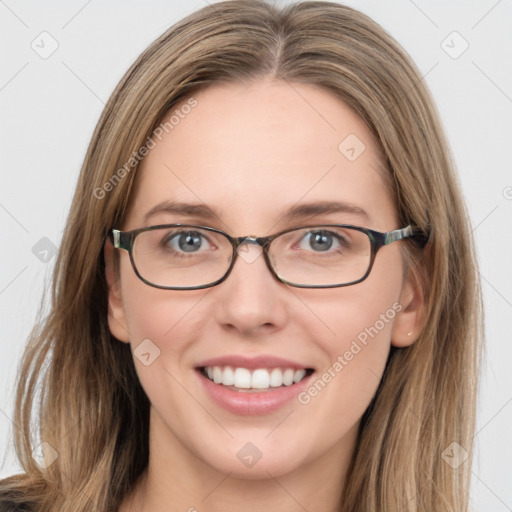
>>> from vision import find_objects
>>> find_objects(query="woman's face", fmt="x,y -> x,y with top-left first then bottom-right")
106,79 -> 423,482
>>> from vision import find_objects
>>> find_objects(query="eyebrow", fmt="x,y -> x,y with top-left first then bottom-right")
143,199 -> 370,224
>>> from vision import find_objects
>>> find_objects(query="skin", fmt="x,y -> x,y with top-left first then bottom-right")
105,78 -> 425,512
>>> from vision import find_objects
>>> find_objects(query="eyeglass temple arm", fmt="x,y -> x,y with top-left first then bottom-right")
384,225 -> 430,247
107,229 -> 130,251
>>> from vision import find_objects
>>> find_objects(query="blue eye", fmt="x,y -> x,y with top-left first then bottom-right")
298,230 -> 347,253
162,230 -> 210,253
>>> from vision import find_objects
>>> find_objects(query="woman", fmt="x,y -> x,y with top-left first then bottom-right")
0,1 -> 483,511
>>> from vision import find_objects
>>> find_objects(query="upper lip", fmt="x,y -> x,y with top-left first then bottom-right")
195,355 -> 314,371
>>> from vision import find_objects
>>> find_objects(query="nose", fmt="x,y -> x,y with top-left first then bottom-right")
212,239 -> 288,336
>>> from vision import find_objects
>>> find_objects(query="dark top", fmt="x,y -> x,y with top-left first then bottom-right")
0,499 -> 33,512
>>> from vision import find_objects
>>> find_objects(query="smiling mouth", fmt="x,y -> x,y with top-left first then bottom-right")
198,365 -> 315,392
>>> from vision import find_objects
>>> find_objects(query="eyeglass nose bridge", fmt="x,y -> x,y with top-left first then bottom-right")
232,235 -> 269,247
231,235 -> 272,265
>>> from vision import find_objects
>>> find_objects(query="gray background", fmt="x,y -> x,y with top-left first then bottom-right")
1,1 -> 511,510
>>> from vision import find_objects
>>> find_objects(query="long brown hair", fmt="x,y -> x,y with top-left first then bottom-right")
1,1 -> 483,510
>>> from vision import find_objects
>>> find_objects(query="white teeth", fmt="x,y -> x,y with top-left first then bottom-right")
251,369 -> 270,389
283,368 -> 294,386
223,365 -> 234,386
293,369 -> 306,383
269,368 -> 283,387
213,366 -> 223,384
233,368 -> 251,389
203,365 -> 310,389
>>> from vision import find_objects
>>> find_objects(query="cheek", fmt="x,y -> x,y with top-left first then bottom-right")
302,266 -> 402,358
294,267 -> 402,427
120,283 -> 206,425
305,290 -> 398,389
122,281 -> 201,353
118,261 -> 205,380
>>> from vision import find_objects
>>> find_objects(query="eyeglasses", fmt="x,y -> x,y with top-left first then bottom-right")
107,223 -> 429,290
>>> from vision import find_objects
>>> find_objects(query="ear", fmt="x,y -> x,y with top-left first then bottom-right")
104,238 -> 131,343
391,264 -> 426,347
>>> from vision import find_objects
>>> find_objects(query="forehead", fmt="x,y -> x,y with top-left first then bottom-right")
125,79 -> 397,232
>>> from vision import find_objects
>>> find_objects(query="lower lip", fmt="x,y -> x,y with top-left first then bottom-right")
196,369 -> 314,415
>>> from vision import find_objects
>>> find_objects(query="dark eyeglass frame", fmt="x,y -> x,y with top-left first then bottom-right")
107,223 -> 429,290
